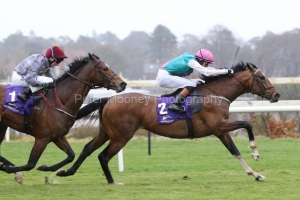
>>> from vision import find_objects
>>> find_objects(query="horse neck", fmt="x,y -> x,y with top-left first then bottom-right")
200,76 -> 250,103
55,65 -> 94,111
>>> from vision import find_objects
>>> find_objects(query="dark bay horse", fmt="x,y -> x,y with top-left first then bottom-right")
57,62 -> 280,184
0,53 -> 126,184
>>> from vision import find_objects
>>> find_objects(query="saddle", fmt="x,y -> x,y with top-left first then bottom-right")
156,89 -> 202,139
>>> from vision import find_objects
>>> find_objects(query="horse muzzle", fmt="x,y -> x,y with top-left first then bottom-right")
269,92 -> 280,103
108,81 -> 127,93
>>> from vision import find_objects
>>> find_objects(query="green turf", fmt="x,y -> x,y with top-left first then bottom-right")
0,136 -> 300,199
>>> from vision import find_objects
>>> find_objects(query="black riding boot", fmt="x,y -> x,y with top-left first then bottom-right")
17,87 -> 32,102
168,93 -> 186,113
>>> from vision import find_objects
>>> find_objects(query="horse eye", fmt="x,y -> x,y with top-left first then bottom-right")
102,63 -> 109,71
260,76 -> 265,80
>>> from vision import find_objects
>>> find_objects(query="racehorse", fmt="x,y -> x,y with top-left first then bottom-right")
0,53 -> 126,184
56,61 -> 280,184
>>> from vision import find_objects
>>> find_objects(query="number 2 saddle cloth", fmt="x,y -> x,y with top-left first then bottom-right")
156,89 -> 201,125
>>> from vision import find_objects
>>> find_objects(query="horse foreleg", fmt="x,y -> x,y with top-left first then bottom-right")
57,134 -> 109,177
249,140 -> 259,161
0,124 -> 23,184
37,136 -> 75,171
0,138 -> 49,173
218,133 -> 265,181
220,120 -> 260,161
234,155 -> 265,181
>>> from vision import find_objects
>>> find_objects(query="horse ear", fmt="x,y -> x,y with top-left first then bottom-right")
246,62 -> 251,68
88,53 -> 94,60
246,62 -> 255,71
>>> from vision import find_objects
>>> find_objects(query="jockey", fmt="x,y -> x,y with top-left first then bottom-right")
12,45 -> 68,102
156,49 -> 234,113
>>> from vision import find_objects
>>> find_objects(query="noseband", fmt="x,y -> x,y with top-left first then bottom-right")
63,59 -> 118,89
90,60 -> 118,89
233,68 -> 275,99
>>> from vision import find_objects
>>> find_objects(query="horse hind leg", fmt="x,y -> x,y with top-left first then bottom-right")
1,137 -> 49,173
98,139 -> 129,184
218,132 -> 265,181
0,123 -> 23,184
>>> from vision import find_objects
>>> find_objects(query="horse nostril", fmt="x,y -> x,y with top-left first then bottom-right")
121,82 -> 127,89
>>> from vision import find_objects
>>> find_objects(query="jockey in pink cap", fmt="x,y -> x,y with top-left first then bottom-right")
156,49 -> 234,113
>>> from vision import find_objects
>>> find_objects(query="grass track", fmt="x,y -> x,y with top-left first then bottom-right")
1,136 -> 300,199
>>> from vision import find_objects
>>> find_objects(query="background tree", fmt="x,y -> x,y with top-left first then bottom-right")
148,24 -> 178,64
179,34 -> 200,54
118,31 -> 150,79
0,24 -> 299,85
199,25 -> 239,68
92,44 -> 130,78
96,31 -> 120,46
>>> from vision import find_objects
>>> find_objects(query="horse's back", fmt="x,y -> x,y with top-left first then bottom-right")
103,93 -> 157,120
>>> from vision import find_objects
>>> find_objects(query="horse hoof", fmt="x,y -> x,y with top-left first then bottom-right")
255,175 -> 265,181
37,164 -> 47,171
15,172 -> 23,184
251,154 -> 260,161
114,182 -> 124,185
56,170 -> 65,176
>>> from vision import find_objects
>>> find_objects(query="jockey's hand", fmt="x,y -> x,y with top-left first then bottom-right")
42,82 -> 55,89
197,79 -> 205,86
227,69 -> 234,75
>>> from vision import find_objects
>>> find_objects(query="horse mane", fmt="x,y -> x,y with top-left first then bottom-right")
56,54 -> 99,83
202,61 -> 257,83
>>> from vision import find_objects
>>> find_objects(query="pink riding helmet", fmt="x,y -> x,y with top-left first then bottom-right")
195,49 -> 214,63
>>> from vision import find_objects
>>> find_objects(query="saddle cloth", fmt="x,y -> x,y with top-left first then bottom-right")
2,84 -> 35,116
156,90 -> 201,125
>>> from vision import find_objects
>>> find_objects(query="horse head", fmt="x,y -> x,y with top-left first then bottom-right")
232,62 -> 280,103
87,53 -> 126,92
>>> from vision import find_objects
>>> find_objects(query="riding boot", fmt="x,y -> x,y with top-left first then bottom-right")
168,86 -> 196,113
17,87 -> 32,102
168,93 -> 186,113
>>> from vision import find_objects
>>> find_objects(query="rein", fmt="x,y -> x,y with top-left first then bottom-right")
233,68 -> 275,99
206,95 -> 231,104
199,83 -> 231,104
38,88 -> 77,118
198,65 -> 274,104
40,58 -> 118,117
62,60 -> 118,89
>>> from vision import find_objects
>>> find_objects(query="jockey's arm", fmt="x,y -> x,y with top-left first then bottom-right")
188,60 -> 228,76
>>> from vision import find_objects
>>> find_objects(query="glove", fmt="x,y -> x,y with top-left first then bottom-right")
227,69 -> 234,75
197,79 -> 205,86
42,82 -> 55,89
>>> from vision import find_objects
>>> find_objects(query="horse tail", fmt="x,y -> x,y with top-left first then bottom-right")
76,97 -> 110,120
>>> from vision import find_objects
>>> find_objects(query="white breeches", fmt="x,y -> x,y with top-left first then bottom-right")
156,69 -> 197,88
11,71 -> 53,92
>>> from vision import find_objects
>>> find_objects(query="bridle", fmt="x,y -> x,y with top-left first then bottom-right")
233,67 -> 275,99
63,59 -> 118,89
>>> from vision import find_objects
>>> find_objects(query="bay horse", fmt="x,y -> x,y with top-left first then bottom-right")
57,61 -> 280,184
0,53 -> 126,184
